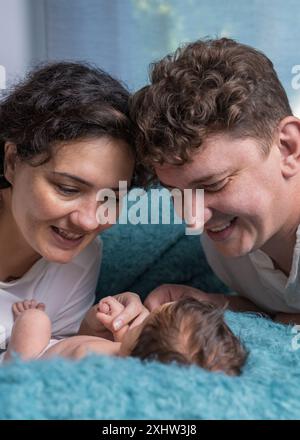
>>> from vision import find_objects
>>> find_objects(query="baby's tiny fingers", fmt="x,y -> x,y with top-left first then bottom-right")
98,301 -> 110,314
99,296 -> 125,316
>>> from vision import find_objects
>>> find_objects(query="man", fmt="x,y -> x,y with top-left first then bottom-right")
130,38 -> 300,324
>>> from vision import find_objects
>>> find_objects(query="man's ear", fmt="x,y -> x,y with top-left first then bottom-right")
277,116 -> 300,178
3,142 -> 18,185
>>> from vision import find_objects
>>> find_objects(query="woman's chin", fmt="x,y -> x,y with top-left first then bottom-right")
41,247 -> 81,264
38,230 -> 90,262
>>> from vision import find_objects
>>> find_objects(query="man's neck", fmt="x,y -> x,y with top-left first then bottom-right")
261,224 -> 298,277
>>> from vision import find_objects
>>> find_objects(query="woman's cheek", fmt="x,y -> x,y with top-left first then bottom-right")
32,186 -> 70,220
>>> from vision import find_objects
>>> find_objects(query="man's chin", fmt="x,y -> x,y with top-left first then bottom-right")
214,242 -> 255,258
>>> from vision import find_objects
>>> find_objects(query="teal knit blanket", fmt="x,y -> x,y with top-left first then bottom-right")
0,211 -> 299,419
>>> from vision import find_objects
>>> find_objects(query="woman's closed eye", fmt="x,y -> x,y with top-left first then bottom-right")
55,184 -> 80,196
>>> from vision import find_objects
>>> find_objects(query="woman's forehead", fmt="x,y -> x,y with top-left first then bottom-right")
51,137 -> 132,161
42,138 -> 134,185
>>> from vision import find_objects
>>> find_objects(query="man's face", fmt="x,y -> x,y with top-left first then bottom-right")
155,133 -> 294,258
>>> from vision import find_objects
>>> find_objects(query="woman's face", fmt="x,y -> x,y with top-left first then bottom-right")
5,137 -> 134,263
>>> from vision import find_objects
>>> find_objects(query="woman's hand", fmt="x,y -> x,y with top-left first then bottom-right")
78,303 -> 114,339
79,292 -> 148,339
144,284 -> 222,311
96,295 -> 129,342
103,291 -> 150,331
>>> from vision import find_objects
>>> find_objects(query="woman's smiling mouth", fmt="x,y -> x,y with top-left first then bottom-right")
51,226 -> 85,248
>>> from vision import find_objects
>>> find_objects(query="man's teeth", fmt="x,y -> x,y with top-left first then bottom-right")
209,221 -> 232,232
53,227 -> 83,240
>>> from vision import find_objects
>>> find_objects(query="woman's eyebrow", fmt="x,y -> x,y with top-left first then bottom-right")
52,172 -> 127,191
52,172 -> 93,187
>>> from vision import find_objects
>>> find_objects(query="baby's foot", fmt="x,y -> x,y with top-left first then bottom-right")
12,300 -> 45,321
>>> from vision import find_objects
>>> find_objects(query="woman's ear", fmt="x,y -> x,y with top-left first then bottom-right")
277,116 -> 300,178
3,142 -> 18,185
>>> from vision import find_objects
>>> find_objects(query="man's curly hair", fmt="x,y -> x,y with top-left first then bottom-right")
130,38 -> 292,184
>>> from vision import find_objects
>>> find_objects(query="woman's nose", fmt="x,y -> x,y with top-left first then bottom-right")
69,201 -> 100,232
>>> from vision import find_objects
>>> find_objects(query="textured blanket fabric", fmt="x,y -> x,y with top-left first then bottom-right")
0,312 -> 299,419
0,199 -> 299,419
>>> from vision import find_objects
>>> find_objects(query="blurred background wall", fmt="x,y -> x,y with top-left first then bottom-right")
1,0 -> 300,113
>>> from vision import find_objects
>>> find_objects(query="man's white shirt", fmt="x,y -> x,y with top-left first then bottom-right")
201,226 -> 300,313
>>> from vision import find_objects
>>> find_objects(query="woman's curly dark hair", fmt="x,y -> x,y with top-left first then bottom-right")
0,61 -> 134,188
130,38 -> 292,184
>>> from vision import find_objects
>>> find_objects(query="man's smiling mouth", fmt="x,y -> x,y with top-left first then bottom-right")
206,217 -> 238,240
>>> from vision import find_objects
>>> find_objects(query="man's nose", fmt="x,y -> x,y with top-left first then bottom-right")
183,190 -> 213,233
185,207 -> 212,232
203,206 -> 213,225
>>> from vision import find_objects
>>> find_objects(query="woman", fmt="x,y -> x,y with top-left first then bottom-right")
0,61 -> 147,358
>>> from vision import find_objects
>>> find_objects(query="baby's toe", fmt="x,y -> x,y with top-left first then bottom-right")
36,303 -> 45,311
12,303 -> 23,320
23,300 -> 31,310
29,299 -> 38,308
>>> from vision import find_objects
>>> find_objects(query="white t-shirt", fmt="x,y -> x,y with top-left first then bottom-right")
0,237 -> 102,353
201,226 -> 300,314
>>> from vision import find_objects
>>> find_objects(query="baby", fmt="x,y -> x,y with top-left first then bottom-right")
4,295 -> 247,375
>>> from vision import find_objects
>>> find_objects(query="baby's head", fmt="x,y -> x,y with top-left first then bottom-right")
120,297 -> 247,375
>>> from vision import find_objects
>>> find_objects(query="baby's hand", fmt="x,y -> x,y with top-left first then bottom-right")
96,296 -> 129,342
12,299 -> 45,321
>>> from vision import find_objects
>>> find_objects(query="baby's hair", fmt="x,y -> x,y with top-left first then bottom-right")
131,296 -> 248,375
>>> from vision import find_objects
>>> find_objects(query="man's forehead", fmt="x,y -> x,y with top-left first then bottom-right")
155,159 -> 232,187
155,134 -> 253,186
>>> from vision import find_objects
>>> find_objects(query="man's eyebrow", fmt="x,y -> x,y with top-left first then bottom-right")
160,171 -> 229,189
51,172 -> 124,191
189,171 -> 229,185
